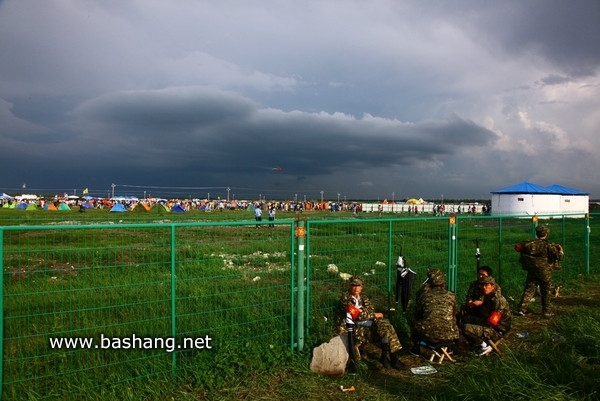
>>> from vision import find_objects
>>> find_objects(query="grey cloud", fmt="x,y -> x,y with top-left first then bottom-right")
1,1 -> 599,199
66,88 -> 498,177
539,75 -> 573,86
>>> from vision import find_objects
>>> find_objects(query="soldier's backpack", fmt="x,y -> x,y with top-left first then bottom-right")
515,239 -> 564,271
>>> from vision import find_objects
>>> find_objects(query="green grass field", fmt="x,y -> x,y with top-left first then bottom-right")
1,208 -> 598,400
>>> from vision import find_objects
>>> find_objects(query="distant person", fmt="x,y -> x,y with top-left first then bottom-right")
254,204 -> 262,228
460,276 -> 511,356
410,269 -> 459,355
515,225 -> 564,317
268,207 -> 275,228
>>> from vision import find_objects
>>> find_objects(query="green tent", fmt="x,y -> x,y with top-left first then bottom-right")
150,204 -> 170,213
131,203 -> 150,213
58,203 -> 71,211
25,203 -> 38,211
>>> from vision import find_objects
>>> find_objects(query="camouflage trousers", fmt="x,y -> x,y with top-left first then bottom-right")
412,322 -> 459,346
461,323 -> 502,346
343,318 -> 402,354
519,268 -> 553,313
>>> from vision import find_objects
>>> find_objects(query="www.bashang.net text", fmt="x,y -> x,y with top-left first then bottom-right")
49,334 -> 212,353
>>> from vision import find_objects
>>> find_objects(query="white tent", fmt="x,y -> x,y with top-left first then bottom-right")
15,194 -> 38,201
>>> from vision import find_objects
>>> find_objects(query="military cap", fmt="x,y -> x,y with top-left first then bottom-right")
536,225 -> 550,237
349,276 -> 364,286
427,268 -> 445,286
478,275 -> 496,285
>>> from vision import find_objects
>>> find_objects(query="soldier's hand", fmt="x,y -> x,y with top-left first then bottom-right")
374,312 -> 384,319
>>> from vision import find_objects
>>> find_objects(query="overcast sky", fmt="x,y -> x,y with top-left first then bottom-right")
1,1 -> 599,201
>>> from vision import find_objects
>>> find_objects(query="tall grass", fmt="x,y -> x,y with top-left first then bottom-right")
1,210 -> 598,399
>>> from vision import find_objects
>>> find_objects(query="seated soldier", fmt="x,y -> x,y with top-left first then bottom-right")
460,276 -> 511,356
410,268 -> 459,355
460,265 -> 502,320
335,276 -> 408,370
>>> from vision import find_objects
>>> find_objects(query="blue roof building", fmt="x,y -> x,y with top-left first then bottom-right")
490,182 -> 588,217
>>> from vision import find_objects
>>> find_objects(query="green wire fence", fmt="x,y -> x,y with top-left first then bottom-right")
0,212 -> 597,399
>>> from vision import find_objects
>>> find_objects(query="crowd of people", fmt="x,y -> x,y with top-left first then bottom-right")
332,224 -> 563,370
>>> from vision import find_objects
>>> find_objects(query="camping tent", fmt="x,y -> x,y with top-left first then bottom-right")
110,203 -> 128,213
58,203 -> 71,211
131,203 -> 150,213
26,203 -> 38,211
45,203 -> 58,211
490,182 -> 588,217
171,204 -> 186,213
150,204 -> 170,213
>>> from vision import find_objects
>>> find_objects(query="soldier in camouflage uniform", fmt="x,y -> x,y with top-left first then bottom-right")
460,276 -> 511,356
516,225 -> 564,317
459,265 -> 502,322
335,276 -> 408,370
411,269 -> 459,352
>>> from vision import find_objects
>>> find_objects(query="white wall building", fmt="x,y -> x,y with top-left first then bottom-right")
490,182 -> 589,217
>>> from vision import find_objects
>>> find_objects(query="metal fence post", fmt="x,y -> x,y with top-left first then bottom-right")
448,216 -> 458,292
388,219 -> 393,310
585,213 -> 591,275
171,224 -> 177,378
0,228 -> 4,401
295,221 -> 306,351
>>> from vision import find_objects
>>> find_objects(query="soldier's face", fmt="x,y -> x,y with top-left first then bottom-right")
481,283 -> 495,295
350,284 -> 363,296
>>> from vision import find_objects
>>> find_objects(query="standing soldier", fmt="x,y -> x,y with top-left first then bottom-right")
335,277 -> 408,370
515,225 -> 564,317
410,268 -> 459,355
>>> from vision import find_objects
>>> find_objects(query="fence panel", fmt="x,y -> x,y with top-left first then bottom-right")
172,222 -> 296,375
305,217 -> 449,342
305,213 -> 595,345
1,221 -> 295,400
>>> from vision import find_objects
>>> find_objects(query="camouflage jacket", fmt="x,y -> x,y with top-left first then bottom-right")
412,287 -> 459,342
462,288 -> 511,334
334,291 -> 376,337
517,238 -> 564,272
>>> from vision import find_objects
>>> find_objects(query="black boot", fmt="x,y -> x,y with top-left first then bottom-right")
380,343 -> 391,369
390,351 -> 409,370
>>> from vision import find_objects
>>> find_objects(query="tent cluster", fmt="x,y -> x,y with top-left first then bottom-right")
108,203 -> 183,213
2,201 -> 78,211
0,200 -> 187,213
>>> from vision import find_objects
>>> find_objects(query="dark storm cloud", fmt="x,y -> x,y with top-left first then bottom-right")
67,87 -> 497,178
1,1 -> 599,199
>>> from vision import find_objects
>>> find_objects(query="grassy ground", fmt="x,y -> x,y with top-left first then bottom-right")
169,273 -> 600,401
2,209 -> 598,400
